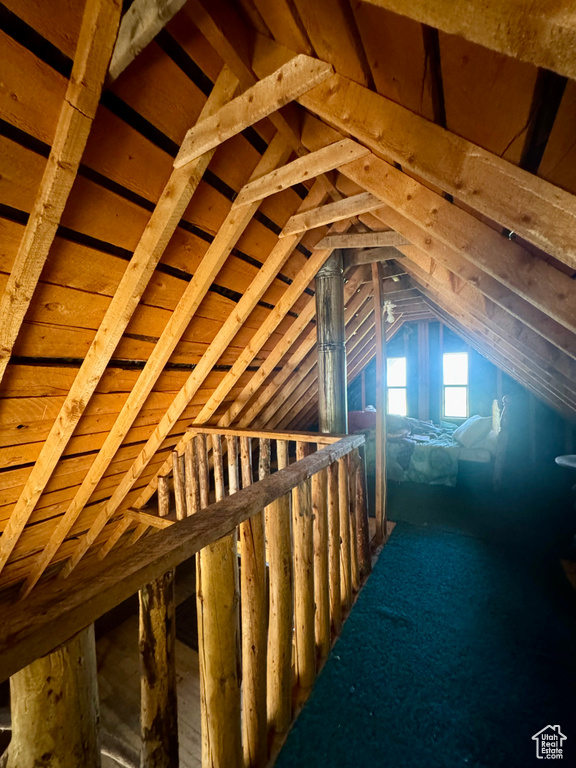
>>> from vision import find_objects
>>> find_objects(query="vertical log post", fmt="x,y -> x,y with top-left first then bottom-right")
139,571 -> 178,768
349,451 -> 360,594
338,455 -> 352,613
157,475 -> 170,518
312,464 -> 330,660
239,437 -> 267,768
316,251 -> 348,435
292,441 -> 315,691
172,451 -> 186,521
184,437 -> 199,516
266,440 -> 293,736
372,262 -> 388,544
195,434 -> 242,768
355,447 -> 372,583
6,626 -> 101,768
327,460 -> 341,635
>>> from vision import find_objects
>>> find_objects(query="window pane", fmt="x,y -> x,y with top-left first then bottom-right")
387,357 -> 406,387
444,386 -> 467,418
443,352 -> 468,385
388,388 -> 407,416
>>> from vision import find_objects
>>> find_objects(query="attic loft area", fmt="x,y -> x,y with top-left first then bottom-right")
0,0 -> 576,766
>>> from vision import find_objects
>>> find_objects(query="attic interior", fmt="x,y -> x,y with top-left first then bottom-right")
1,0 -> 576,766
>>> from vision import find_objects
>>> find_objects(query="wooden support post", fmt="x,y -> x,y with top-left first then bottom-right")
172,452 -> 187,521
158,475 -> 170,518
139,570 -> 178,768
418,321 -> 430,420
184,438 -> 199,516
239,437 -> 267,768
292,442 -> 315,690
338,456 -> 352,613
266,440 -> 293,736
355,448 -> 372,583
312,465 -> 330,660
372,262 -> 388,544
197,434 -> 210,509
349,452 -> 360,594
6,625 -> 100,768
196,434 -> 242,768
361,370 -> 366,410
327,461 -> 342,635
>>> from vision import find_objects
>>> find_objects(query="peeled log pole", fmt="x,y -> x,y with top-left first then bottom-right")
6,625 -> 100,768
313,465 -> 330,659
372,262 -> 388,543
239,437 -> 267,768
327,461 -> 342,634
338,456 -> 352,613
195,434 -> 242,768
266,440 -> 293,735
349,453 -> 360,594
293,442 -> 315,690
355,448 -> 372,582
139,570 -> 178,768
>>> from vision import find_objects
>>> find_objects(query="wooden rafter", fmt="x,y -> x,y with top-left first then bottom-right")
315,231 -> 408,249
0,0 -> 121,387
281,192 -> 383,236
360,0 -> 576,81
0,67 -> 239,579
174,55 -> 333,168
19,134 -> 293,596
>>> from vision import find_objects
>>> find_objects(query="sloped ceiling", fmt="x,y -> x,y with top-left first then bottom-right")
0,0 -> 575,596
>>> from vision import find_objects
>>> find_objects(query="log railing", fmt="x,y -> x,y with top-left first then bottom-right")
0,430 -> 372,768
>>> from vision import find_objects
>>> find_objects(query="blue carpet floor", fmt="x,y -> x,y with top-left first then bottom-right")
275,470 -> 576,767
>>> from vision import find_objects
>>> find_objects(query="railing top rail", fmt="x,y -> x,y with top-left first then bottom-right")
0,434 -> 365,684
185,426 -> 345,444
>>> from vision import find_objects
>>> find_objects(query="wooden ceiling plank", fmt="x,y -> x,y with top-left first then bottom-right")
315,231 -> 409,249
294,71 -> 576,269
108,0 -> 188,81
339,154 -> 576,336
250,0 -> 313,55
58,180 -> 334,578
0,66 -> 239,579
234,139 -> 368,207
369,206 -> 576,363
174,55 -> 334,168
19,134 -> 293,598
282,192 -> 383,236
358,0 -> 576,81
0,0 -> 121,387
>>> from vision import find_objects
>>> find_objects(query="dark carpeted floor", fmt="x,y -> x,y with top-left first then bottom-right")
275,466 -> 576,767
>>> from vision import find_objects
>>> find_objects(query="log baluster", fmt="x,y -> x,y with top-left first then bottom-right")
356,446 -> 372,582
239,437 -> 267,767
293,441 -> 315,691
172,451 -> 187,521
227,435 -> 240,495
338,455 -> 352,613
195,433 -> 242,768
184,437 -> 199,516
197,434 -> 209,509
327,460 -> 342,635
157,475 -> 170,518
350,451 -> 360,594
312,462 -> 330,660
266,440 -> 293,736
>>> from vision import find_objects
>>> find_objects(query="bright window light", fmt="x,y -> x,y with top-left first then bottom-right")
443,352 -> 468,418
387,356 -> 407,415
388,387 -> 407,416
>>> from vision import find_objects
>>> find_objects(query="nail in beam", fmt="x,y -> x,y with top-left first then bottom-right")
5,626 -> 100,768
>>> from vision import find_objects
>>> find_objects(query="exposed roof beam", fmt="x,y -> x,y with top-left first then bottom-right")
282,192 -> 383,236
339,153 -> 576,336
343,246 -> 404,269
108,0 -> 187,81
0,0 -> 121,387
294,69 -> 576,269
360,0 -> 576,81
174,55 -> 333,168
315,231 -> 408,249
0,68 -> 239,579
234,139 -> 368,207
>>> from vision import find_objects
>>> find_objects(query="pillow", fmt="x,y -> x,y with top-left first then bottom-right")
474,429 -> 499,457
453,415 -> 493,449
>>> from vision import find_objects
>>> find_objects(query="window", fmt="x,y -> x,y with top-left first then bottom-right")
387,357 -> 407,415
443,352 -> 468,418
